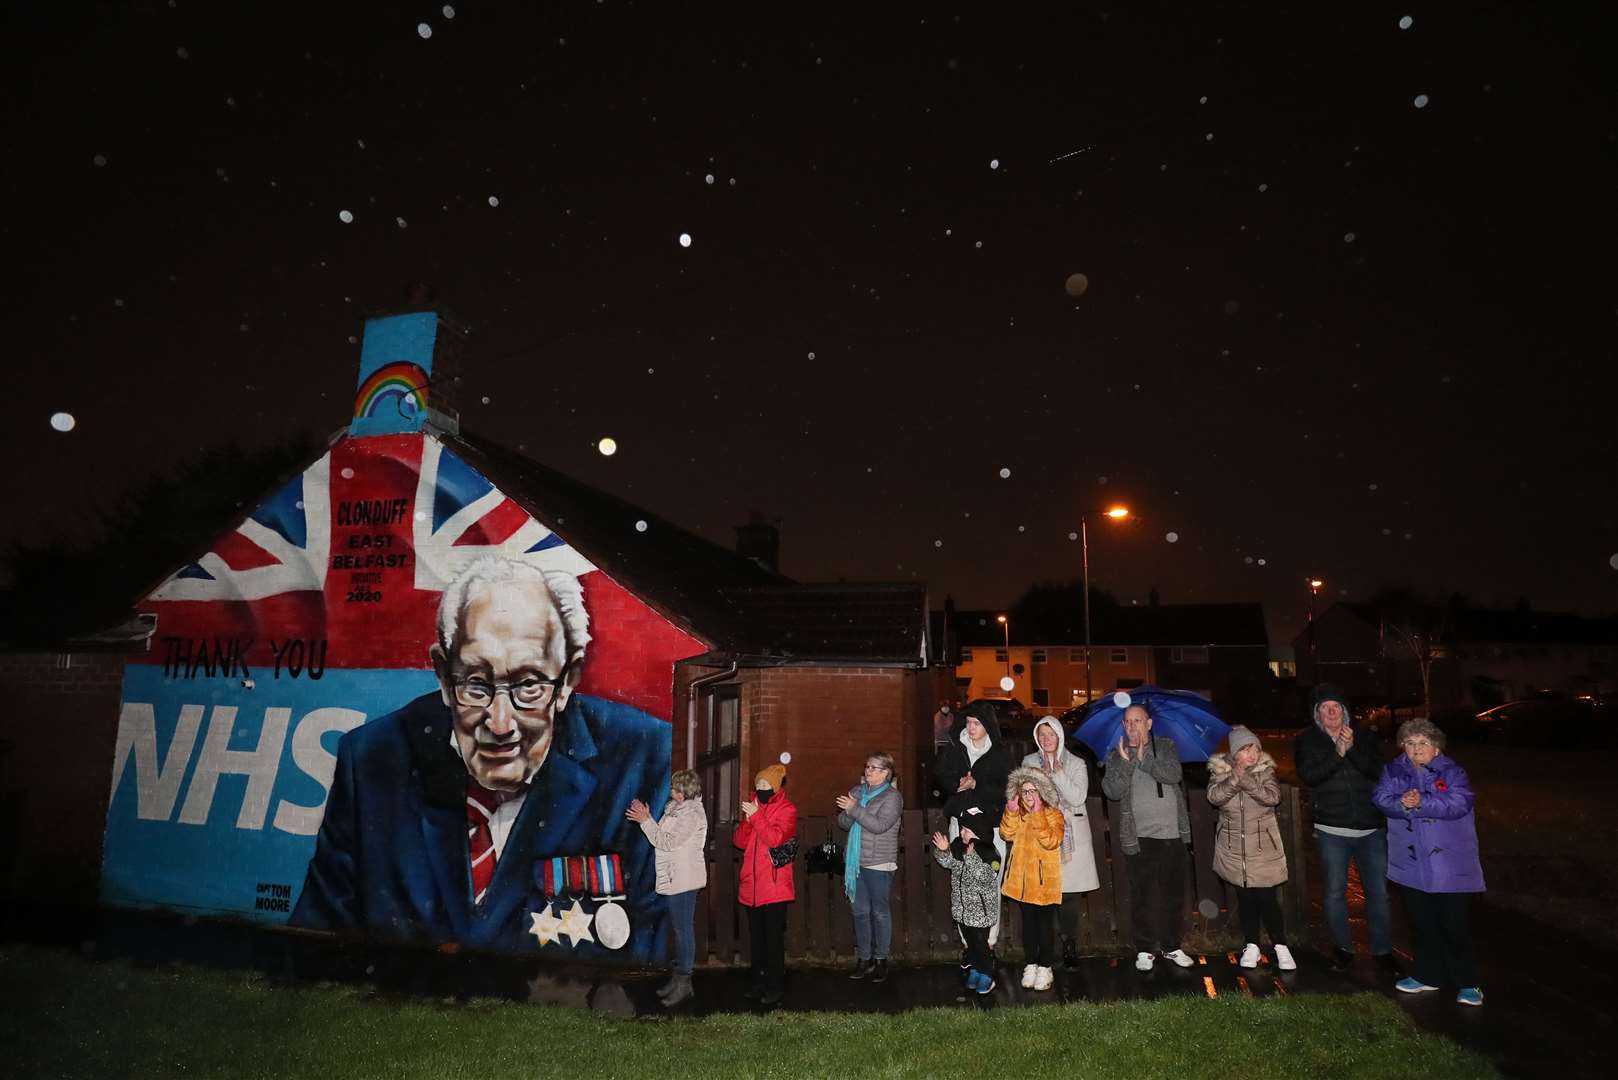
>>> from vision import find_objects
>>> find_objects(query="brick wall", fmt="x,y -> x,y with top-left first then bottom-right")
0,651 -> 128,903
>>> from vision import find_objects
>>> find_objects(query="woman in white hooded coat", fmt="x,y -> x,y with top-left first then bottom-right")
1022,716 -> 1100,966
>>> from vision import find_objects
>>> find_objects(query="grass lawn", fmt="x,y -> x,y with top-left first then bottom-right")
1,945 -> 1496,1080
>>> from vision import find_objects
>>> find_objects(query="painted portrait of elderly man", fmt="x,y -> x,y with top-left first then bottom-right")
291,554 -> 671,961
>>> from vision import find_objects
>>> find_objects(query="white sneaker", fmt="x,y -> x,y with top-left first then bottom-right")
1274,944 -> 1297,971
1163,949 -> 1196,968
1021,964 -> 1037,988
1135,951 -> 1155,971
1239,943 -> 1261,969
1033,966 -> 1053,990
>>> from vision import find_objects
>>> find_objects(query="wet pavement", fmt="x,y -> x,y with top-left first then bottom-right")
4,895 -> 1613,1079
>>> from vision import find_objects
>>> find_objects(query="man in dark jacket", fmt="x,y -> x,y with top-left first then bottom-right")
932,700 -> 1012,945
1294,685 -> 1393,969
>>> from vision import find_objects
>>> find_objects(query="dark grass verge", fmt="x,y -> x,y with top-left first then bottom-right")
0,944 -> 1498,1080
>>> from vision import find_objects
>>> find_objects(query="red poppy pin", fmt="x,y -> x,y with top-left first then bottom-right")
1434,778 -> 1449,792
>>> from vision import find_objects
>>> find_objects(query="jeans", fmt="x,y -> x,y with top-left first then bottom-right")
1125,837 -> 1186,953
850,867 -> 895,960
667,889 -> 699,975
1315,828 -> 1392,955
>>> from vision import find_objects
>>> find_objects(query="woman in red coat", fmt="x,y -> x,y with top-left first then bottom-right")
734,755 -> 798,1006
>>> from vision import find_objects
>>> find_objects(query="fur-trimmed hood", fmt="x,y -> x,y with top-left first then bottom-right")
1004,765 -> 1060,807
1207,750 -> 1277,779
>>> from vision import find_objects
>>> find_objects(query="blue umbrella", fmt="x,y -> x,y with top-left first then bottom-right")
1075,686 -> 1231,763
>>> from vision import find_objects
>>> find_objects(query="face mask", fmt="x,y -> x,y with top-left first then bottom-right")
755,789 -> 774,805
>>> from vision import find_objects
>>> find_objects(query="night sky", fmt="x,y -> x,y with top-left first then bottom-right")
6,1 -> 1615,646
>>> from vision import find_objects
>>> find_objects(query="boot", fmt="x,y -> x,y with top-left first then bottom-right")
870,960 -> 889,983
848,959 -> 874,980
660,974 -> 694,1007
655,973 -> 679,997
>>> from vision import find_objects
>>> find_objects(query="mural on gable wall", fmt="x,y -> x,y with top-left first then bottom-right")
103,431 -> 704,962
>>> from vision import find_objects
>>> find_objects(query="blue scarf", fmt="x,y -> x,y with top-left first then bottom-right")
844,781 -> 891,901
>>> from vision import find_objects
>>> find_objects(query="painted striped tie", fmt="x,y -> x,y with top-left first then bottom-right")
466,783 -> 501,904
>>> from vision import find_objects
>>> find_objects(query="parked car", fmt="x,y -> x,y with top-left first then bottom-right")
1472,695 -> 1614,747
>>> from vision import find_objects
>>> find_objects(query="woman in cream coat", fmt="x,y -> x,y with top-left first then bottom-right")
627,769 -> 707,1006
1023,716 -> 1100,967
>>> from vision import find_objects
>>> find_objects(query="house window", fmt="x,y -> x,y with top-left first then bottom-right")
1109,647 -> 1129,664
698,686 -> 741,828
1032,688 -> 1050,706
1171,646 -> 1209,664
994,649 -> 1008,663
960,648 -> 974,663
1068,648 -> 1087,663
1031,649 -> 1047,663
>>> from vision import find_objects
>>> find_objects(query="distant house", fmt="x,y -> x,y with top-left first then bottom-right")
1292,601 -> 1618,709
937,602 -> 1271,720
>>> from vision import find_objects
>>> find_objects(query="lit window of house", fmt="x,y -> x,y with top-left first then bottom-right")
995,649 -> 1008,663
1068,648 -> 1087,663
1032,649 -> 1047,663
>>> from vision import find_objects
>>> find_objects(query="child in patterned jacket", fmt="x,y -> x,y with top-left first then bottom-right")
931,826 -> 1003,993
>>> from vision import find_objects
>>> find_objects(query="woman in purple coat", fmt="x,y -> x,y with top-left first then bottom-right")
1372,718 -> 1486,1007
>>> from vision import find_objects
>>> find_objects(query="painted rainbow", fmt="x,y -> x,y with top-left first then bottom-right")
353,361 -> 430,420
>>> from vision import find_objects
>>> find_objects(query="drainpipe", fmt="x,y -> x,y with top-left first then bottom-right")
687,660 -> 740,770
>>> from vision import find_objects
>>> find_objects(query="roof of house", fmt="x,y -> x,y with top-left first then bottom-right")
1305,601 -> 1618,647
946,603 -> 1268,649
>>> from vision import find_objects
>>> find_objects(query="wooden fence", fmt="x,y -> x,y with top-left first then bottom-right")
691,784 -> 1309,964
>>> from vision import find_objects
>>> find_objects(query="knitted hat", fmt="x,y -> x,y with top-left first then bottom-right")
754,751 -> 791,790
1227,725 -> 1260,755
1313,684 -> 1351,725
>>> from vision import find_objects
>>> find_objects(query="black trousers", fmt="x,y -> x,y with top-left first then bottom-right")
1057,892 -> 1087,946
1234,884 -> 1287,946
1016,900 -> 1057,967
960,922 -> 993,977
747,901 -> 790,993
1126,837 -> 1186,953
1401,887 -> 1480,988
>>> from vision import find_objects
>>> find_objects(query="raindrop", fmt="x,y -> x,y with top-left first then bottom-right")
1017,525 -> 1026,533
114,298 -> 124,308
347,335 -> 357,344
1344,232 -> 1356,243
647,367 -> 654,374
998,467 -> 1011,479
1257,558 -> 1267,566
934,539 -> 943,548
1097,475 -> 1108,485
1413,93 -> 1430,109
989,158 -> 1000,170
417,23 -> 433,39
442,4 -> 455,17
1257,183 -> 1268,193
395,216 -> 408,229
92,154 -> 107,167
49,412 -> 76,433
598,437 -> 618,456
1403,532 -> 1414,540
1382,528 -> 1393,536
807,351 -> 816,360
678,232 -> 692,247
1609,553 -> 1618,570
1199,95 -> 1208,105
728,177 -> 736,186
999,676 -> 1015,692
480,395 -> 491,405
635,520 -> 648,533
1068,532 -> 1079,541
1064,272 -> 1089,297
1243,555 -> 1254,565
704,173 -> 715,185
1113,691 -> 1132,708
1398,15 -> 1413,30
1368,483 -> 1379,491
1165,532 -> 1179,544
296,501 -> 306,511
1205,132 -> 1214,141
338,209 -> 354,223
488,195 -> 500,207
340,467 -> 355,480
974,240 -> 983,249
176,46 -> 189,59
414,510 -> 426,522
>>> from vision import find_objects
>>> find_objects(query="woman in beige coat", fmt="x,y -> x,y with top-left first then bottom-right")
627,769 -> 707,1005
1206,726 -> 1294,971
1022,716 -> 1100,967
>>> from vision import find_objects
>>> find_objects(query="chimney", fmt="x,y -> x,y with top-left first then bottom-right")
350,293 -> 469,437
735,511 -> 781,574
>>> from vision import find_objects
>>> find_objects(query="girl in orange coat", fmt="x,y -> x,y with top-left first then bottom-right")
1000,766 -> 1065,991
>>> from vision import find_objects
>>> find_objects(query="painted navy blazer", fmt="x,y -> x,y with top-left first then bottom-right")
290,690 -> 671,962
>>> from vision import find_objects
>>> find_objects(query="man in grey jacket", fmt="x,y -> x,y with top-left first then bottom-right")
1102,703 -> 1194,972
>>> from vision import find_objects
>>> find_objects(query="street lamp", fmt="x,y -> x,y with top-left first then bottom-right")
1307,578 -> 1324,660
1081,505 -> 1130,709
997,614 -> 1011,694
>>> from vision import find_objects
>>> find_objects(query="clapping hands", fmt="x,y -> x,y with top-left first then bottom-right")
624,798 -> 651,823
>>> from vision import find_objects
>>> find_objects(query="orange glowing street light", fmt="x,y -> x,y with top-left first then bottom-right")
996,615 -> 1011,685
1081,503 -> 1132,709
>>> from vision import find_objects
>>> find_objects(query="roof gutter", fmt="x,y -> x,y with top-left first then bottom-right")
686,660 -> 740,770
